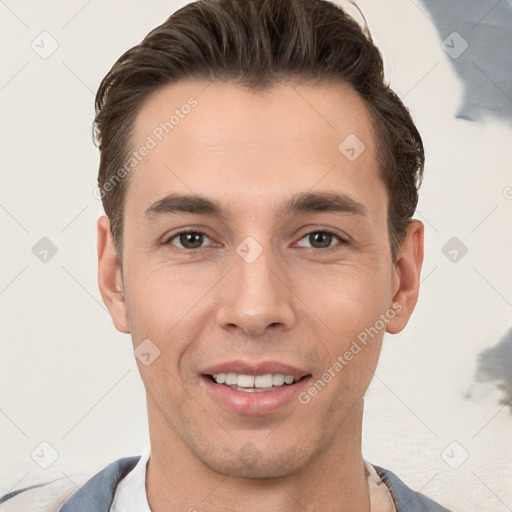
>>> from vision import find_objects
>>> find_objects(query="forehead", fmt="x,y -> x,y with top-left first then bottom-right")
125,79 -> 384,220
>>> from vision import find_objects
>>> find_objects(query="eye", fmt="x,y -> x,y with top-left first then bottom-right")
166,231 -> 214,250
296,230 -> 346,250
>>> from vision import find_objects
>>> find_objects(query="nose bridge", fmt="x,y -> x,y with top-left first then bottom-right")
216,238 -> 296,335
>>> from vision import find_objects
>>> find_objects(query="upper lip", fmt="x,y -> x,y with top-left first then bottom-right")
201,360 -> 311,379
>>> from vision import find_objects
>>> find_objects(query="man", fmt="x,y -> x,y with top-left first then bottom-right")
1,0 -> 452,510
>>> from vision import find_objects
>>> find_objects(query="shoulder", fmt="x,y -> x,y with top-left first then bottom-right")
372,464 -> 452,512
0,456 -> 140,512
0,477 -> 79,512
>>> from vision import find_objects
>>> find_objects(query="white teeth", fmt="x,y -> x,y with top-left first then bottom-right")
211,372 -> 300,388
255,374 -> 274,388
273,374 -> 285,386
225,373 -> 237,385
237,375 -> 255,388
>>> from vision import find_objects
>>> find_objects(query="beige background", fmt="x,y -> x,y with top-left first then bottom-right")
1,1 -> 511,510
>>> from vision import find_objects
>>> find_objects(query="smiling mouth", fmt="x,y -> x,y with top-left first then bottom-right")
205,373 -> 311,392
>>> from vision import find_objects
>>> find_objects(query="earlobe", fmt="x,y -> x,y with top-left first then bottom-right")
97,215 -> 130,334
386,220 -> 424,334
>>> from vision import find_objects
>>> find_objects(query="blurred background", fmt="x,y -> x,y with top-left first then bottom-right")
1,1 -> 511,510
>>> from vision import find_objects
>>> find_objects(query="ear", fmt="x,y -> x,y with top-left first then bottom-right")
386,219 -> 424,334
97,215 -> 130,334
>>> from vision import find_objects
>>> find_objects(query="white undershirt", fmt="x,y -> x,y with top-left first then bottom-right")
110,448 -> 396,512
110,447 -> 152,512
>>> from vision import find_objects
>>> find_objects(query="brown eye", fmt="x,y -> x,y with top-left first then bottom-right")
167,231 -> 211,249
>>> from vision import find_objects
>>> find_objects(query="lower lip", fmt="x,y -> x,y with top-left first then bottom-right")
201,375 -> 311,416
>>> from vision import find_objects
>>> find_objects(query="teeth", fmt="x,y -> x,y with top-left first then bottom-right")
225,373 -> 237,385
237,375 -> 254,388
215,373 -> 226,384
255,374 -> 273,388
211,372 -> 300,389
273,374 -> 285,386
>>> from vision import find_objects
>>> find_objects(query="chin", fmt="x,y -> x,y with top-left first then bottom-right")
193,442 -> 312,480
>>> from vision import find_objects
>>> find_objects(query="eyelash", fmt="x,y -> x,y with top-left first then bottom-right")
164,229 -> 348,252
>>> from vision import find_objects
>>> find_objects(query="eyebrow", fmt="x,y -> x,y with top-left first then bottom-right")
144,191 -> 368,219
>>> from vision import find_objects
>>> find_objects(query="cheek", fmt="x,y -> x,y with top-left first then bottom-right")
299,263 -> 391,339
123,262 -> 223,390
125,261 -> 209,334
294,263 -> 391,408
124,268 -> 205,407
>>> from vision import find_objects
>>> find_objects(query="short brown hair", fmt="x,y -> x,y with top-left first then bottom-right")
94,0 -> 424,264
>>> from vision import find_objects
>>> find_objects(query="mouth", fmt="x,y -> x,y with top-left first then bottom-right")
204,372 -> 311,392
199,362 -> 312,415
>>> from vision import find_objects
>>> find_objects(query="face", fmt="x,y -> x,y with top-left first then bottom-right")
98,79 -> 423,479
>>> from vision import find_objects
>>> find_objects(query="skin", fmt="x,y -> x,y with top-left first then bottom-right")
97,79 -> 424,512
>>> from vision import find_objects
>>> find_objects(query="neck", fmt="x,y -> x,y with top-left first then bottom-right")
146,400 -> 370,512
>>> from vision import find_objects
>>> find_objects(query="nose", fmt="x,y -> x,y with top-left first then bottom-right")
215,244 -> 297,337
